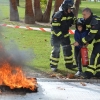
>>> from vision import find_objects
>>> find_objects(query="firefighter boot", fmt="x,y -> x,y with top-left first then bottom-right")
50,64 -> 57,72
81,71 -> 93,79
95,72 -> 100,78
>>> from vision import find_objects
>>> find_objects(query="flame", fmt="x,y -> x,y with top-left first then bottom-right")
0,62 -> 37,91
0,43 -> 37,91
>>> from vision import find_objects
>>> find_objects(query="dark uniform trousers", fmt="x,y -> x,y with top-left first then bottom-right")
82,15 -> 100,78
50,10 -> 75,69
50,34 -> 73,69
85,42 -> 100,78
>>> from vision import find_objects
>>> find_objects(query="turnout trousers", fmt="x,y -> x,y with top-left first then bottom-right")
50,34 -> 73,69
85,43 -> 100,78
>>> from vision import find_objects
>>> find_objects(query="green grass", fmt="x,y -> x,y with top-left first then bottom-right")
0,27 -> 93,76
0,1 -> 100,23
0,1 -> 98,76
78,1 -> 100,17
0,27 -> 70,75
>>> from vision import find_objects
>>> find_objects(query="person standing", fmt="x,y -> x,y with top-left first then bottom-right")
50,0 -> 76,71
76,8 -> 100,79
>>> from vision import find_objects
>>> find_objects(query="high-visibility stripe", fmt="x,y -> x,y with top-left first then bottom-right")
61,17 -> 67,21
95,39 -> 100,43
50,61 -> 58,66
97,64 -> 100,68
95,54 -> 100,74
52,23 -> 61,26
65,60 -> 73,64
96,69 -> 100,72
89,65 -> 95,69
51,31 -> 56,35
90,29 -> 98,34
64,34 -> 69,38
94,53 -> 100,67
86,69 -> 95,74
50,56 -> 59,61
61,17 -> 72,21
56,31 -> 62,37
82,38 -> 87,43
96,18 -> 100,20
87,54 -> 100,75
73,17 -> 76,20
73,17 -> 77,24
86,25 -> 91,28
67,17 -> 72,20
93,14 -> 96,16
51,31 -> 62,37
96,54 -> 100,73
64,55 -> 73,59
86,65 -> 95,75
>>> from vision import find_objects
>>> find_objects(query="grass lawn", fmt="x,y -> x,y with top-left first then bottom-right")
78,1 -> 100,17
0,27 -> 93,76
0,1 -> 98,76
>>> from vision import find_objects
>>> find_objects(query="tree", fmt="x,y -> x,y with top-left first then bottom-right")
33,0 -> 43,22
16,0 -> 19,6
25,0 -> 35,24
42,0 -> 52,22
9,0 -> 19,21
74,0 -> 81,18
53,0 -> 63,13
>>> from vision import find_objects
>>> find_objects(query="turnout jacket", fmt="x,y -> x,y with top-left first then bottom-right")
51,11 -> 75,38
82,14 -> 100,44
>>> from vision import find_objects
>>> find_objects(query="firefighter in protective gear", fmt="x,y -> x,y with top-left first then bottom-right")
50,0 -> 76,71
81,8 -> 100,79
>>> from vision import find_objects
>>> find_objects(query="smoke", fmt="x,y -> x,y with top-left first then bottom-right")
0,40 -> 34,67
0,0 -> 34,68
7,40 -> 34,66
0,24 -> 34,67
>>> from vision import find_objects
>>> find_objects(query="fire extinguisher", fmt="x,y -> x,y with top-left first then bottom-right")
81,47 -> 89,66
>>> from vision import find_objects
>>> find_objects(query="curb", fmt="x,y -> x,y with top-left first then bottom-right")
37,78 -> 100,83
0,24 -> 75,34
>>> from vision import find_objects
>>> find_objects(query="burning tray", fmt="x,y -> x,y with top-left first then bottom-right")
0,78 -> 37,94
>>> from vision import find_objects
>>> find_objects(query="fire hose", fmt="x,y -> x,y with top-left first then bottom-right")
62,44 -> 73,48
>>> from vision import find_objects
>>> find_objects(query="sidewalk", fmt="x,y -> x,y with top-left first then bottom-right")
0,78 -> 100,100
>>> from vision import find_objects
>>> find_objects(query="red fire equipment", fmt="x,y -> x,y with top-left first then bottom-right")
81,47 -> 89,66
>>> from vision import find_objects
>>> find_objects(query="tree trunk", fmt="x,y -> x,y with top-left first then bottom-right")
33,0 -> 43,22
94,0 -> 96,2
53,0 -> 63,13
25,0 -> 35,24
74,0 -> 81,18
9,0 -> 19,21
42,0 -> 52,22
16,0 -> 19,6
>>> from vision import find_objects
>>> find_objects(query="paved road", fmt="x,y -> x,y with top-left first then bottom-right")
0,79 -> 100,100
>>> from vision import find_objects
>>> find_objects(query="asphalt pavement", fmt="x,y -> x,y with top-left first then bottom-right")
0,78 -> 100,100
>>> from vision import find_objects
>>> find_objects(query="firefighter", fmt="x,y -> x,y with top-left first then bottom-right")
59,0 -> 73,11
50,0 -> 76,71
76,8 -> 100,78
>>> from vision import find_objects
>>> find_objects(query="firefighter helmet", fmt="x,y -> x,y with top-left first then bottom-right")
61,0 -> 74,11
